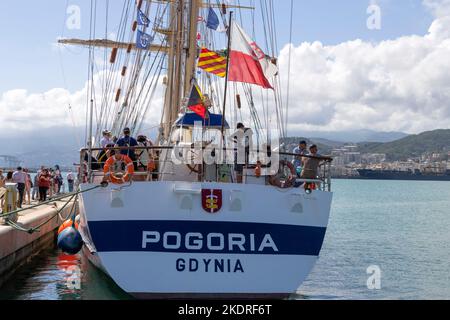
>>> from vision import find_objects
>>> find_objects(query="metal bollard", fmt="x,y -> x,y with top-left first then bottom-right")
1,183 -> 19,225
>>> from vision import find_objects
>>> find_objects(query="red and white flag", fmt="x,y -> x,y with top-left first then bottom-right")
228,21 -> 277,89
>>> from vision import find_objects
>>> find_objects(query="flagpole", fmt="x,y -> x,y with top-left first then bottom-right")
221,11 -> 233,137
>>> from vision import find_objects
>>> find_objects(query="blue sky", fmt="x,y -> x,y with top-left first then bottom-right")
0,0 -> 435,94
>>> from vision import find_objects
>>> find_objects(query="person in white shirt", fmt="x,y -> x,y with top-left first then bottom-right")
12,167 -> 27,208
98,130 -> 114,168
100,130 -> 113,148
292,140 -> 308,176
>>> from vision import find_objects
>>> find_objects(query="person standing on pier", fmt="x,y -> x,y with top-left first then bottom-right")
54,165 -> 63,194
24,168 -> 32,205
67,171 -> 75,193
12,167 -> 27,208
0,170 -> 5,209
0,169 -> 5,188
38,169 -> 51,202
5,171 -> 13,183
32,173 -> 39,201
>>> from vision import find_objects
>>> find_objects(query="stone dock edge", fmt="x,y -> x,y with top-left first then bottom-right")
0,202 -> 73,287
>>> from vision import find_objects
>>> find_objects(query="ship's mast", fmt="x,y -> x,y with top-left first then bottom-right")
184,0 -> 200,95
161,0 -> 179,140
171,0 -> 185,129
162,0 -> 201,141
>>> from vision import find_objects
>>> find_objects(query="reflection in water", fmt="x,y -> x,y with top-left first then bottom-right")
2,180 -> 450,300
0,245 -> 132,300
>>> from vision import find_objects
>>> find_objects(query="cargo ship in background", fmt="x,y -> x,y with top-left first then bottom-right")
357,168 -> 450,181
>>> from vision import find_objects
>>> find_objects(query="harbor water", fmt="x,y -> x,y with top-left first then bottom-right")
1,179 -> 449,300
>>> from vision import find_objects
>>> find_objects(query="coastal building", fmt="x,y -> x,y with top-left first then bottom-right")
0,155 -> 21,169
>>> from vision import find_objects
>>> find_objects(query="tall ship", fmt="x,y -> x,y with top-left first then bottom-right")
60,0 -> 333,298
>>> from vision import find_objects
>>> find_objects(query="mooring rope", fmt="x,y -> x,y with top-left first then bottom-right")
26,194 -> 79,234
4,194 -> 75,234
0,184 -> 106,232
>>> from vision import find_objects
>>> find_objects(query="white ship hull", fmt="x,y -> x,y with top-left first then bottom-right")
78,181 -> 332,298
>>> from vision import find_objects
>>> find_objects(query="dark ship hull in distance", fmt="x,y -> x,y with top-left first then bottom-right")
357,169 -> 450,181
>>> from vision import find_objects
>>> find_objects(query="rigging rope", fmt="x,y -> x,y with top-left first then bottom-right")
285,0 -> 294,139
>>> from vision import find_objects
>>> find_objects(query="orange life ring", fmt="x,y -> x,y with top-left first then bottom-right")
269,160 -> 296,189
103,155 -> 135,184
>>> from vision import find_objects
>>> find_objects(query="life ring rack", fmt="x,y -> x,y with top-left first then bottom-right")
103,155 -> 135,185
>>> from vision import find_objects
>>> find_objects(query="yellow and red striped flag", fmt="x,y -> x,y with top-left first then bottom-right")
197,47 -> 227,78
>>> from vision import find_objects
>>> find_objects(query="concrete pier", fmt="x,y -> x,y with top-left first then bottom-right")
0,201 -> 74,287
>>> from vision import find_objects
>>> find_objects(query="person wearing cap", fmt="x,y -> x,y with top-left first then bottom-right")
101,130 -> 113,148
98,130 -> 112,166
116,127 -> 139,169
136,135 -> 156,179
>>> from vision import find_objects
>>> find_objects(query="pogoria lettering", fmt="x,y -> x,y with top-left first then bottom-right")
142,231 -> 279,253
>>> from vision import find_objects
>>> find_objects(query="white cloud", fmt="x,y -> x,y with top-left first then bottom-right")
2,3 -> 450,138
423,0 -> 450,17
277,14 -> 450,134
0,70 -> 165,137
0,88 -> 76,129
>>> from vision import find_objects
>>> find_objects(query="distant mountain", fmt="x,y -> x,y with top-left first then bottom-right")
292,129 -> 409,143
281,137 -> 334,155
0,126 -> 84,168
1,126 -> 447,167
359,129 -> 450,161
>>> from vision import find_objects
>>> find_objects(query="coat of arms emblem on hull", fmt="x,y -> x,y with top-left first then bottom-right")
201,189 -> 223,214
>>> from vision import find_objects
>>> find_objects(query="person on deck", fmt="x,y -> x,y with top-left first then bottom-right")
230,123 -> 253,184
293,140 -> 308,176
100,129 -> 113,148
116,127 -> 139,170
136,135 -> 155,172
98,129 -> 114,168
301,145 -> 324,190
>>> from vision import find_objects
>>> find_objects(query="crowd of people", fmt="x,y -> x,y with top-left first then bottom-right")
291,140 -> 326,189
88,127 -> 156,170
0,165 -> 76,209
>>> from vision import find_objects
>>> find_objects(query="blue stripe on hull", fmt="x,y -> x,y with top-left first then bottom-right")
88,220 -> 327,256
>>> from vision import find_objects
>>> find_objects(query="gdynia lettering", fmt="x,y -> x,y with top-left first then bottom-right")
176,258 -> 245,273
142,231 -> 279,273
